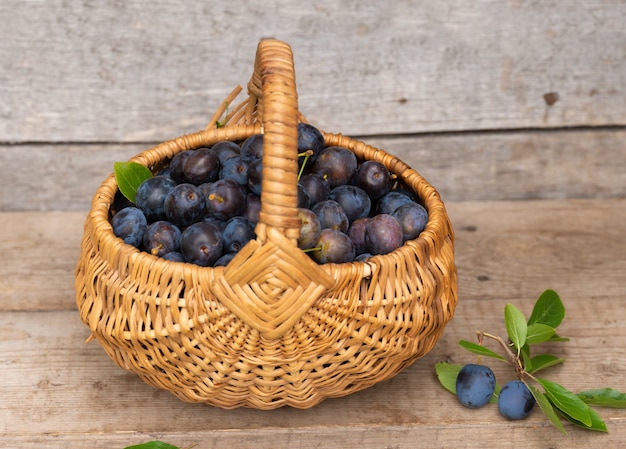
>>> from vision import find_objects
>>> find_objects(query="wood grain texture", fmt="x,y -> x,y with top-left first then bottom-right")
1,1 -> 625,142
2,129 -> 625,212
2,2 -> 625,444
2,198 -> 625,312
1,200 -> 625,447
0,300 -> 624,446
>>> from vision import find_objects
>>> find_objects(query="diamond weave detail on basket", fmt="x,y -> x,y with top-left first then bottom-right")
208,228 -> 335,339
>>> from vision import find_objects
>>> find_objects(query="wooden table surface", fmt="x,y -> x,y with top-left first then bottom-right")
2,199 -> 625,448
2,2 -> 626,447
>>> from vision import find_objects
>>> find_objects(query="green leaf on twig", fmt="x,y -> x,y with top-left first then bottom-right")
458,340 -> 505,361
528,384 -> 567,435
504,303 -> 528,354
528,289 -> 565,328
577,388 -> 626,408
537,378 -> 593,427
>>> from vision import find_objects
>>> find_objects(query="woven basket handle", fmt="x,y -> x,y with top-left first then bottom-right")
210,40 -> 336,339
252,39 -> 302,243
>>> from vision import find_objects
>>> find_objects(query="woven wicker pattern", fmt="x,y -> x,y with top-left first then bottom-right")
75,39 -> 458,409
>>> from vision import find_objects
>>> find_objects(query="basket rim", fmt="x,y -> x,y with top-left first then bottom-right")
86,125 -> 453,281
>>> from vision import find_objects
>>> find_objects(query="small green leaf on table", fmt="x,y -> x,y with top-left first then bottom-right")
124,442 -> 181,449
577,388 -> 626,408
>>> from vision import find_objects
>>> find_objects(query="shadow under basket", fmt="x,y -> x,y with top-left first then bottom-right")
75,39 -> 458,410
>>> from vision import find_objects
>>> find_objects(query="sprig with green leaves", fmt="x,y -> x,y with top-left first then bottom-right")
436,289 -> 626,434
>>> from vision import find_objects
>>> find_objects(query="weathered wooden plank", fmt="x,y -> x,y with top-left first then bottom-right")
1,1 -> 625,142
2,129 -> 626,212
1,199 -> 625,314
1,296 -> 624,447
2,423 -> 626,449
0,211 -> 83,312
1,200 -> 625,446
373,129 -> 626,202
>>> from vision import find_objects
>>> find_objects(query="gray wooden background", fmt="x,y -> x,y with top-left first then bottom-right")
2,1 -> 625,211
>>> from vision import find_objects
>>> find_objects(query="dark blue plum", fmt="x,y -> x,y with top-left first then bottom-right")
329,184 -> 371,223
364,214 -> 403,255
309,229 -> 355,264
247,158 -> 263,196
298,173 -> 330,205
354,252 -> 372,262
455,364 -> 496,409
112,190 -> 134,214
220,155 -> 252,186
143,220 -> 182,257
297,208 -> 322,250
351,160 -> 393,200
164,183 -> 206,227
201,215 -> 227,232
221,216 -> 256,253
297,122 -> 325,167
240,134 -> 264,159
203,178 -> 247,221
392,202 -> 429,241
213,252 -> 236,267
375,191 -> 415,215
347,217 -> 371,256
244,193 -> 261,224
168,150 -> 193,184
212,140 -> 241,164
162,251 -> 185,262
311,146 -> 358,187
297,183 -> 311,209
180,222 -> 223,267
111,207 -> 147,248
135,176 -> 177,222
311,199 -> 349,233
182,148 -> 220,185
498,380 -> 536,420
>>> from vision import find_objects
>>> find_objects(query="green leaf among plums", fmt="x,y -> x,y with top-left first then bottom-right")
435,289 -> 623,434
435,361 -> 463,395
435,361 -> 500,404
114,161 -> 153,203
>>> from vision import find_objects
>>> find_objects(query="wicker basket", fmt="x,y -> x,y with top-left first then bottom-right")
75,39 -> 458,409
